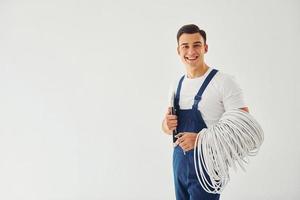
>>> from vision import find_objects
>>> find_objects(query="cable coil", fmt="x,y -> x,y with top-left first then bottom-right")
193,109 -> 264,194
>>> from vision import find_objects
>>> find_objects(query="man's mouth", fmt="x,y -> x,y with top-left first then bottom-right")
185,56 -> 198,61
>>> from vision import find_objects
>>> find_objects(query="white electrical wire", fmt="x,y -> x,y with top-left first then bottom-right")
193,109 -> 264,194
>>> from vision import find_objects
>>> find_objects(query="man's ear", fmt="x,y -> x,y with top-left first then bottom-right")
177,46 -> 180,55
204,44 -> 208,53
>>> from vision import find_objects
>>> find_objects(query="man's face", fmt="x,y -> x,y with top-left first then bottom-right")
177,33 -> 208,68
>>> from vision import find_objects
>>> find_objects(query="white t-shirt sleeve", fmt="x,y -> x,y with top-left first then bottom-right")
166,79 -> 177,108
167,84 -> 174,108
222,75 -> 246,111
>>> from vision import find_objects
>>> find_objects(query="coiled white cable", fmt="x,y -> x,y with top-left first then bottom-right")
193,109 -> 264,194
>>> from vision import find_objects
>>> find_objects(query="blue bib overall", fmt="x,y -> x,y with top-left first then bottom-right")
173,69 -> 220,200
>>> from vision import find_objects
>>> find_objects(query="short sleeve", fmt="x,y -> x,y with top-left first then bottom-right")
166,78 -> 178,108
166,75 -> 183,108
167,83 -> 175,107
222,75 -> 247,111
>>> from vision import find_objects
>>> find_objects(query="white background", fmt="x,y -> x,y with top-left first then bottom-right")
0,0 -> 299,199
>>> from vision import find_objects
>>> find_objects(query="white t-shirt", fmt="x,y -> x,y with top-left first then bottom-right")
168,67 -> 246,127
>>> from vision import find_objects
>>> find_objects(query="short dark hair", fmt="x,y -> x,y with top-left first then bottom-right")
177,24 -> 207,44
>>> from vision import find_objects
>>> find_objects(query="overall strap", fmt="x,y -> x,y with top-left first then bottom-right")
174,75 -> 185,109
193,69 -> 218,109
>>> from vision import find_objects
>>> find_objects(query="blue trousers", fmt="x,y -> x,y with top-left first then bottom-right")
173,146 -> 220,200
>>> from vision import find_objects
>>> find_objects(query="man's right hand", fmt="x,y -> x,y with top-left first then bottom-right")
162,107 -> 178,135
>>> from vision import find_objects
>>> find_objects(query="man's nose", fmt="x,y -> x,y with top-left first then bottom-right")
187,47 -> 197,55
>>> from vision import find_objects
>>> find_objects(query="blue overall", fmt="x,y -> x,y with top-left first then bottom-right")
173,69 -> 220,200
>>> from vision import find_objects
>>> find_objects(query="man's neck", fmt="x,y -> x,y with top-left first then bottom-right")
186,63 -> 209,79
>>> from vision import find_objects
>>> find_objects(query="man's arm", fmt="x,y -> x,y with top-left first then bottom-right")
162,119 -> 172,135
177,107 -> 250,152
162,108 -> 177,135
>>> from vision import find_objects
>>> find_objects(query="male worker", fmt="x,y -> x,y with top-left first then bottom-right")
162,24 -> 249,200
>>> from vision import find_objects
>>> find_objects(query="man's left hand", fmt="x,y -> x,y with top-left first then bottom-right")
175,132 -> 198,152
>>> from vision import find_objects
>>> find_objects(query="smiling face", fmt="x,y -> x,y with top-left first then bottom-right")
177,33 -> 208,69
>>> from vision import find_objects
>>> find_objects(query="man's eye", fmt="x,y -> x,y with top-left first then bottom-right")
194,45 -> 201,48
183,46 -> 189,49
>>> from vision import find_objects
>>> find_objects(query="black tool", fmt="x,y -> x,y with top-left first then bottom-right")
170,92 -> 178,143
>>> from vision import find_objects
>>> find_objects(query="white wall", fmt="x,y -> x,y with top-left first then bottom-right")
0,0 -> 299,199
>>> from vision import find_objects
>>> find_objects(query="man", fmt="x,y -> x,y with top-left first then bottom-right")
162,24 -> 249,200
